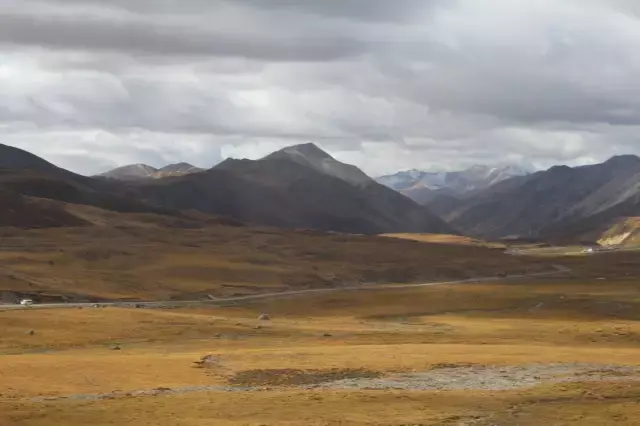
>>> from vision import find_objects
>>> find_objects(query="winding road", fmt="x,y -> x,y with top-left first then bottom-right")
0,265 -> 569,311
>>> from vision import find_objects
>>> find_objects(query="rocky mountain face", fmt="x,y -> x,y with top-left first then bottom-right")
433,155 -> 640,241
376,164 -> 533,204
135,143 -> 457,235
98,163 -> 204,181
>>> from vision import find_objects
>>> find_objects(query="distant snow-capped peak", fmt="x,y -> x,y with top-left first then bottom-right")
376,163 -> 533,194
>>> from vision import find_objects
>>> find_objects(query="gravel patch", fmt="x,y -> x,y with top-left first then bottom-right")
304,363 -> 640,391
228,368 -> 381,387
28,363 -> 640,403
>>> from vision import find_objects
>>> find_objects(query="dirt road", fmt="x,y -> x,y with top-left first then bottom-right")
0,265 -> 569,311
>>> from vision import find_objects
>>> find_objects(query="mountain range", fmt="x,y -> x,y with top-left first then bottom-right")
426,155 -> 640,242
5,140 -> 640,244
98,163 -> 204,181
0,142 -> 454,235
376,165 -> 533,204
132,143 -> 455,235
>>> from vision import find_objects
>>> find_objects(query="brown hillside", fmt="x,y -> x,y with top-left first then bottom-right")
0,190 -> 88,229
0,205 -> 548,302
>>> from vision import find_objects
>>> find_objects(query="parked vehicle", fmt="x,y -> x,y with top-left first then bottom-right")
19,299 -> 34,306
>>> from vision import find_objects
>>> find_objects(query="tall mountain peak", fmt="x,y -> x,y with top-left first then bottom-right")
376,163 -> 532,197
264,143 -> 371,186
278,143 -> 332,161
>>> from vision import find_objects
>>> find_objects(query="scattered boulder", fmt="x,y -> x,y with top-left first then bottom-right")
27,330 -> 35,336
258,313 -> 271,321
322,333 -> 333,337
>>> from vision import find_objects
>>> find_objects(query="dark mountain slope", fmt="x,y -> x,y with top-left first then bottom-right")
0,143 -> 174,216
424,191 -> 466,217
0,189 -> 89,228
135,144 -> 456,235
0,142 -> 454,235
440,155 -> 640,239
0,142 -> 65,175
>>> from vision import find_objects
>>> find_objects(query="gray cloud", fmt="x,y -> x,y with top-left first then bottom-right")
0,11 -> 369,61
2,0 -> 640,176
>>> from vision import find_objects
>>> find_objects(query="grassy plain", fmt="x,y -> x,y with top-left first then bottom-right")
2,274 -> 640,425
2,212 -> 640,425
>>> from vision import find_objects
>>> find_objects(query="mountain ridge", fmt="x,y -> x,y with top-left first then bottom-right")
432,154 -> 640,241
376,164 -> 534,204
136,143 -> 457,235
98,162 -> 205,181
0,142 -> 456,235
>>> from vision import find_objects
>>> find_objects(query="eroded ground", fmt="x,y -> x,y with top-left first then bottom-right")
2,278 -> 640,425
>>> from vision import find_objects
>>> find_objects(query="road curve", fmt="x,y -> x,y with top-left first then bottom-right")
0,265 -> 570,311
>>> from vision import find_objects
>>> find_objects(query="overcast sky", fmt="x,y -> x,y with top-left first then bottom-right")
2,0 -> 640,176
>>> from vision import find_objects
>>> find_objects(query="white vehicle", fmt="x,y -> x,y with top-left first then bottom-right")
19,299 -> 34,306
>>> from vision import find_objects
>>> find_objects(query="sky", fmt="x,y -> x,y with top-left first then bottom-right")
3,0 -> 640,176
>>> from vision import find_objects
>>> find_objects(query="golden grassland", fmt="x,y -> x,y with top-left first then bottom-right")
2,275 -> 640,425
381,232 -> 506,248
6,383 -> 640,426
3,213 -> 640,425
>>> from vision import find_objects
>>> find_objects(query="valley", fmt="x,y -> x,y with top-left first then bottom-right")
3,265 -> 640,425
5,1 -> 640,424
2,143 -> 640,425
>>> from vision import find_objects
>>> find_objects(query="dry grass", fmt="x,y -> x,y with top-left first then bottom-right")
598,216 -> 640,246
5,383 -> 640,426
4,211 -> 640,424
0,216 -> 550,302
2,275 -> 640,425
381,232 -> 505,248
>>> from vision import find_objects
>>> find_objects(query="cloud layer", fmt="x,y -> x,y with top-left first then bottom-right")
2,0 -> 640,175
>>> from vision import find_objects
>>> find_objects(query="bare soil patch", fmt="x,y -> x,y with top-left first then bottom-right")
228,368 -> 382,387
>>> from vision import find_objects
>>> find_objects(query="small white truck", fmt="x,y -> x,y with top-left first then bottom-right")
19,299 -> 34,306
